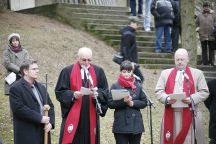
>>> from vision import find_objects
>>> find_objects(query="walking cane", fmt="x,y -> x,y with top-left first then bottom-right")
43,74 -> 50,144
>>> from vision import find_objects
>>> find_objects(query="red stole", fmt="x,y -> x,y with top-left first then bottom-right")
163,66 -> 195,144
62,63 -> 97,144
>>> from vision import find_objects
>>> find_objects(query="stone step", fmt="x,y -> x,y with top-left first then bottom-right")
101,34 -> 155,41
63,7 -> 130,15
138,52 -> 173,59
202,71 -> 216,77
80,17 -> 139,25
110,39 -> 155,47
93,28 -> 155,36
59,3 -> 129,11
197,65 -> 216,71
112,45 -> 156,52
140,63 -> 174,69
205,76 -> 216,82
71,12 -> 131,20
139,57 -> 174,64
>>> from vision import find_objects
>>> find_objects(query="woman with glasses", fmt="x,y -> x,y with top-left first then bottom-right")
108,60 -> 148,144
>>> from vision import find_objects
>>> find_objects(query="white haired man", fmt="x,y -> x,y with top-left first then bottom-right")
55,47 -> 109,144
155,48 -> 209,143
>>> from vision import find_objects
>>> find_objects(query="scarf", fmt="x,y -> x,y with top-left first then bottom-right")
9,45 -> 22,53
62,62 -> 97,144
118,74 -> 136,91
163,66 -> 195,144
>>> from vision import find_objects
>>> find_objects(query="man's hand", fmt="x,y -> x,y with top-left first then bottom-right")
182,97 -> 191,104
167,97 -> 177,105
41,116 -> 50,124
44,123 -> 52,133
74,91 -> 83,99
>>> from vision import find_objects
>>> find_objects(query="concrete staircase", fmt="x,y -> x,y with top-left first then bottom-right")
20,3 -> 216,81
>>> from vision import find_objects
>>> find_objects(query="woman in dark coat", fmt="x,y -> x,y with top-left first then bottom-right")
108,60 -> 148,144
204,79 -> 216,144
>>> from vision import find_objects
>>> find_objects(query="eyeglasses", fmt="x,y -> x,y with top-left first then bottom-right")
81,58 -> 92,62
28,68 -> 39,71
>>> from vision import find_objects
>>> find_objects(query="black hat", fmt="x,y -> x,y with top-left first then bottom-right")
203,1 -> 210,7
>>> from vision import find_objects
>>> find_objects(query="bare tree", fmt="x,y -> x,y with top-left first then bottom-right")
181,0 -> 197,67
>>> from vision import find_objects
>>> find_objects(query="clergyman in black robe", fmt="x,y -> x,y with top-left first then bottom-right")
55,47 -> 109,144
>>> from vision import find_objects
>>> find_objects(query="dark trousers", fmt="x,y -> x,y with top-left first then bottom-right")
114,133 -> 142,144
171,25 -> 181,52
130,0 -> 143,16
201,40 -> 215,65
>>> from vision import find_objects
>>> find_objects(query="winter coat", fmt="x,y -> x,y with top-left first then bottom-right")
151,0 -> 178,27
204,79 -> 216,141
120,26 -> 138,63
3,45 -> 29,95
108,80 -> 148,134
196,11 -> 216,41
9,78 -> 55,144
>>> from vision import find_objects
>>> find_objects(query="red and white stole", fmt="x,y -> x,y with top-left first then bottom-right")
62,62 -> 97,144
163,66 -> 195,144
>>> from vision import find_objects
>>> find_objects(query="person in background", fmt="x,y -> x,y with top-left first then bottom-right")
143,0 -> 152,32
130,0 -> 143,17
171,0 -> 181,53
3,33 -> 30,95
120,16 -> 144,83
155,48 -> 209,143
55,47 -> 109,144
108,60 -> 148,144
151,0 -> 177,53
204,79 -> 216,144
9,59 -> 55,144
196,1 -> 216,66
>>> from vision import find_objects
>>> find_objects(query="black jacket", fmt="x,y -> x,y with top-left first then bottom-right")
108,80 -> 148,134
204,79 -> 216,140
151,0 -> 178,27
120,26 -> 138,63
9,78 -> 55,144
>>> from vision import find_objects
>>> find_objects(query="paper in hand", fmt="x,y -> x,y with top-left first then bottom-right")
169,93 -> 188,108
111,89 -> 130,101
5,72 -> 16,85
80,87 -> 91,95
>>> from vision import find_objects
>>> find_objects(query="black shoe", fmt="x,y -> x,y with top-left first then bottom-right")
210,63 -> 215,66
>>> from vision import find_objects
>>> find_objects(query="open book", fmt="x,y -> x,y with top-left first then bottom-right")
169,93 -> 188,108
111,89 -> 130,101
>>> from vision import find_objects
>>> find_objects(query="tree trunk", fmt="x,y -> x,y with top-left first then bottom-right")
181,0 -> 197,67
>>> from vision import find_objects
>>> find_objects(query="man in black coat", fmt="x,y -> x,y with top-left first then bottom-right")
204,79 -> 216,144
9,59 -> 55,144
120,16 -> 144,83
55,47 -> 109,144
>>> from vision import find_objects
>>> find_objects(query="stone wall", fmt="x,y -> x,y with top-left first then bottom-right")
0,0 -> 8,10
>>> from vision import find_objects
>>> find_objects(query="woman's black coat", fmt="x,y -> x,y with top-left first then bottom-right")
108,80 -> 148,134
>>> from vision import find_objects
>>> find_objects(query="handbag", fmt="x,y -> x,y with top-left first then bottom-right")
112,52 -> 124,65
